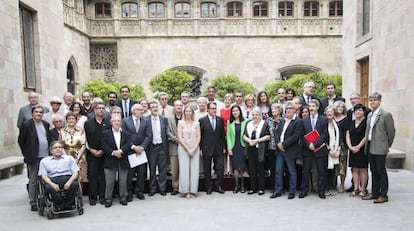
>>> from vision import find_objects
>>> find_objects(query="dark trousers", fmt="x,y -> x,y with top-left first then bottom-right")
368,153 -> 388,197
275,151 -> 297,193
266,149 -> 276,191
127,163 -> 147,195
148,144 -> 167,193
203,150 -> 224,190
44,175 -> 78,209
87,155 -> 105,201
247,147 -> 265,191
302,155 -> 327,193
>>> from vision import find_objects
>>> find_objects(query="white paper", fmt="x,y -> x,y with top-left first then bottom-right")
128,151 -> 148,168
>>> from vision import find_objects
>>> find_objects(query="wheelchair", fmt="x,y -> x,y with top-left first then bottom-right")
36,178 -> 84,219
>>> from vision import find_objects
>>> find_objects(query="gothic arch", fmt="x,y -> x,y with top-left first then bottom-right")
67,56 -> 78,94
168,65 -> 207,96
277,64 -> 321,80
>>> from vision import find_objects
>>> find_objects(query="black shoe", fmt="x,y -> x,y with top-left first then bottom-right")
216,188 -> 225,194
105,200 -> 112,208
240,187 -> 246,193
288,193 -> 295,199
298,192 -> 308,198
127,193 -> 133,202
89,199 -> 97,206
160,192 -> 166,196
258,190 -> 265,195
120,198 -> 128,206
99,198 -> 106,205
319,192 -> 326,199
233,186 -> 240,194
148,192 -> 156,197
247,190 -> 257,195
30,204 -> 38,212
171,190 -> 179,196
206,189 -> 212,195
270,192 -> 282,198
345,185 -> 354,193
136,193 -> 145,200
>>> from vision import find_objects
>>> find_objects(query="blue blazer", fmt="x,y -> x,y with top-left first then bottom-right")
302,115 -> 329,158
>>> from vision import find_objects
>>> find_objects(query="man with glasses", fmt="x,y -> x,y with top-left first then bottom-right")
18,105 -> 51,211
157,92 -> 173,117
17,91 -> 49,129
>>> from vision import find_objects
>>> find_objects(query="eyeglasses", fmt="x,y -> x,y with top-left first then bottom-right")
51,146 -> 63,149
286,107 -> 295,110
350,97 -> 359,100
96,107 -> 105,109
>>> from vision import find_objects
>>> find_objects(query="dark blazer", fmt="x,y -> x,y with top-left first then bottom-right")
276,116 -> 304,159
101,129 -> 132,169
199,115 -> 225,157
302,114 -> 329,158
18,119 -> 51,165
300,95 -> 319,107
115,99 -> 137,118
122,116 -> 152,151
319,96 -> 345,113
145,115 -> 169,153
244,120 -> 270,162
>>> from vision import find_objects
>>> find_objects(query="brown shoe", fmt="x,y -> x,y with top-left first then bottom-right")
373,196 -> 388,204
362,193 -> 378,200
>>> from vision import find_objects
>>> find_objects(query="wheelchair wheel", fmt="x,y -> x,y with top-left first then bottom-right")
46,208 -> 54,220
78,207 -> 84,215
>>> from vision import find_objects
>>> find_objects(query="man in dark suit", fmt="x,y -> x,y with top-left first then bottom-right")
84,102 -> 111,206
122,103 -> 152,200
299,99 -> 329,199
115,86 -> 137,118
145,101 -> 169,196
101,114 -> 132,207
300,81 -> 319,107
199,102 -> 225,194
18,105 -> 51,211
319,83 -> 345,113
271,101 -> 303,199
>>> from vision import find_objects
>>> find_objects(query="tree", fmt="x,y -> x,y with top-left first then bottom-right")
81,79 -> 146,105
265,72 -> 342,102
149,70 -> 194,103
206,75 -> 256,100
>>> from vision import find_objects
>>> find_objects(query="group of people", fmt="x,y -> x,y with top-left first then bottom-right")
17,81 -> 396,212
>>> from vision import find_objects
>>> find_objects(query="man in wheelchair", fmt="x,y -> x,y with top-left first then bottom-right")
38,141 -> 80,211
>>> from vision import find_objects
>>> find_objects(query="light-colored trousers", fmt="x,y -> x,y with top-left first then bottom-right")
178,148 -> 200,194
169,155 -> 179,191
104,165 -> 128,200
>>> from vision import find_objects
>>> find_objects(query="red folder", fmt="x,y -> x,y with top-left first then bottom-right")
304,130 -> 325,152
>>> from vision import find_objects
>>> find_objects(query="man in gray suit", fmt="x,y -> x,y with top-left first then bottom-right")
362,92 -> 395,203
122,103 -> 152,201
167,100 -> 183,195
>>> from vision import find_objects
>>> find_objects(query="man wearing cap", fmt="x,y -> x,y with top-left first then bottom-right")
43,96 -> 66,129
362,92 -> 395,203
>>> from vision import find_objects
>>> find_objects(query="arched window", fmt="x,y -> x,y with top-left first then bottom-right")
175,2 -> 191,18
148,2 -> 165,18
201,2 -> 217,18
227,1 -> 243,17
278,1 -> 294,17
253,1 -> 268,17
95,2 -> 111,18
122,2 -> 138,17
329,1 -> 343,16
304,1 -> 319,17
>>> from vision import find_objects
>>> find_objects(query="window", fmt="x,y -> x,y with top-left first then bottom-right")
278,1 -> 294,17
148,2 -> 165,18
201,2 -> 217,18
304,1 -> 319,17
122,2 -> 138,17
20,6 -> 36,89
175,2 -> 190,18
329,1 -> 343,16
253,1 -> 268,17
227,1 -> 243,17
95,2 -> 111,17
362,0 -> 370,35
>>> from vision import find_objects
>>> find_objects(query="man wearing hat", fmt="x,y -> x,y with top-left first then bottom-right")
362,92 -> 395,203
43,96 -> 66,129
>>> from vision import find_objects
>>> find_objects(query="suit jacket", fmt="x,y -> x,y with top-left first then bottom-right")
18,119 -> 51,165
115,99 -> 137,118
199,115 -> 225,157
300,95 -> 319,107
145,115 -> 169,154
302,114 -> 329,158
101,129 -> 132,169
319,96 -> 345,113
276,116 -> 304,159
122,116 -> 152,151
244,120 -> 270,162
365,108 -> 396,155
167,116 -> 179,156
158,104 -> 174,117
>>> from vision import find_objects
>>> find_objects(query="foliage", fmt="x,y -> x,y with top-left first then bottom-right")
81,79 -> 146,105
265,72 -> 342,102
205,75 -> 256,100
149,70 -> 194,103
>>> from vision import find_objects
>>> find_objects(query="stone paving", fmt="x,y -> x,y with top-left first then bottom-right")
1,169 -> 414,231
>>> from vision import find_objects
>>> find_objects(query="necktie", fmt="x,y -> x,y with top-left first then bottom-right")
135,118 -> 140,133
211,117 -> 216,131
307,96 -> 311,104
162,107 -> 165,116
311,115 -> 316,130
123,101 -> 128,117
